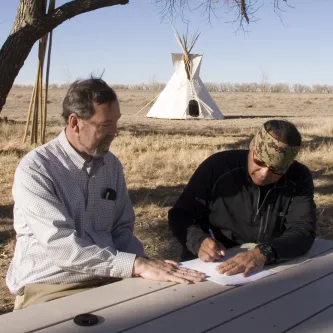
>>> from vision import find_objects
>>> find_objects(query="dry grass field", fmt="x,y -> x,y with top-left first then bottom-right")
1,87 -> 333,314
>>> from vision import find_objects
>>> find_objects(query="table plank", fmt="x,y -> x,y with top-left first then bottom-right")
122,250 -> 333,333
269,238 -> 333,273
0,279 -> 174,333
36,281 -> 234,333
208,271 -> 333,333
285,305 -> 333,333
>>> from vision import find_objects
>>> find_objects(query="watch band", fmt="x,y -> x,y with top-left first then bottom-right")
255,243 -> 277,265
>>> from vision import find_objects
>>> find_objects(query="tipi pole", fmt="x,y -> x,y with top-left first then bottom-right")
42,30 -> 53,143
39,54 -> 44,141
42,0 -> 56,143
23,84 -> 36,143
135,92 -> 160,116
24,0 -> 55,145
30,36 -> 47,144
28,33 -> 48,144
30,64 -> 41,144
198,99 -> 214,115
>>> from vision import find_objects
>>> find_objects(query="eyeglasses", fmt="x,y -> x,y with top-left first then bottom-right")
253,155 -> 286,176
81,119 -> 117,135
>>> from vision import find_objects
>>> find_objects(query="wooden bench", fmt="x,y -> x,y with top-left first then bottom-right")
1,238 -> 333,333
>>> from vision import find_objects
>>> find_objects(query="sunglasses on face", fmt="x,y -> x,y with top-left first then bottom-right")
253,156 -> 286,176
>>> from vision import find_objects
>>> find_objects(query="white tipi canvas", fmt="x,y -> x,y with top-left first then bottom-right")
146,53 -> 224,120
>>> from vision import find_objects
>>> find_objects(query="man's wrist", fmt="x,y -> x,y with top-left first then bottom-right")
186,226 -> 210,255
255,243 -> 277,265
132,256 -> 145,277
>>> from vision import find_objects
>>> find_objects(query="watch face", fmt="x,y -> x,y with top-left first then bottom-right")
257,244 -> 276,265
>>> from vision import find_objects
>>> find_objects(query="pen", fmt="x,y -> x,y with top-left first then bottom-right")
208,228 -> 225,256
208,228 -> 216,241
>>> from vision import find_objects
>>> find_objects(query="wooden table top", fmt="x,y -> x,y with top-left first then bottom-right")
1,238 -> 333,333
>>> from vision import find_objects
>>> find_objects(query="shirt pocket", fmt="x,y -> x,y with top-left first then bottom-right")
94,199 -> 116,232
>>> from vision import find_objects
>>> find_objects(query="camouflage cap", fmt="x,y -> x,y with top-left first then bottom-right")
253,125 -> 300,172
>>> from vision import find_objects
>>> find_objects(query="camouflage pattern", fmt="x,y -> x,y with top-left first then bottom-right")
253,125 -> 300,171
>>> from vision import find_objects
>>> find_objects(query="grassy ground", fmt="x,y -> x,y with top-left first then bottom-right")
1,88 -> 333,314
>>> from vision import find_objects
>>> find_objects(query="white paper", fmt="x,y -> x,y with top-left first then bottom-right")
180,254 -> 273,286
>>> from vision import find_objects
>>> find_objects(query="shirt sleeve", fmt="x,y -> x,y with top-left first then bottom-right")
266,169 -> 317,260
111,164 -> 146,258
13,162 -> 136,278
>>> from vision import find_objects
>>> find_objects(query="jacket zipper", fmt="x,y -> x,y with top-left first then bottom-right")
257,216 -> 264,242
253,186 -> 275,241
253,186 -> 271,224
263,204 -> 271,235
254,182 -> 287,240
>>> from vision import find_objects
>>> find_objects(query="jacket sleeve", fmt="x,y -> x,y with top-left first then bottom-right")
168,155 -> 218,255
266,168 -> 316,260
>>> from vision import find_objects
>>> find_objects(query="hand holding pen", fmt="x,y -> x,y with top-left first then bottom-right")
198,228 -> 226,262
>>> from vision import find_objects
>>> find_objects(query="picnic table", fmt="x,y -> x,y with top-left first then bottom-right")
1,238 -> 333,333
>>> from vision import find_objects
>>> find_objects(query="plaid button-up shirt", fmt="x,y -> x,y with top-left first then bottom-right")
7,130 -> 145,295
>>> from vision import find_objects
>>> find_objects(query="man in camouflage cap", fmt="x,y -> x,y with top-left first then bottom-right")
169,120 -> 316,276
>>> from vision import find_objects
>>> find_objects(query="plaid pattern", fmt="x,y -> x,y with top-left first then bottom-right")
7,130 -> 145,295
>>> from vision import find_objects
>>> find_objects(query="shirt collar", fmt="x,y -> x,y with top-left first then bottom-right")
58,129 -> 88,170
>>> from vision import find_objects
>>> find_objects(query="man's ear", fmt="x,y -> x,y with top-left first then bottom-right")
249,138 -> 254,150
68,114 -> 80,134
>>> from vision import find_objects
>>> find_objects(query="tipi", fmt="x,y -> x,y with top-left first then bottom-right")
146,29 -> 224,120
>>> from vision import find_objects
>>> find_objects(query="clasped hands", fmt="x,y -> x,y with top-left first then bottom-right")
198,237 -> 266,277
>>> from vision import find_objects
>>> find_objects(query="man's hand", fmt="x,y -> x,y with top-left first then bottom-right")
216,248 -> 266,277
132,257 -> 206,284
198,237 -> 226,262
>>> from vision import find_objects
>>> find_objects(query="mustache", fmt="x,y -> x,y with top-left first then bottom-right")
101,135 -> 116,142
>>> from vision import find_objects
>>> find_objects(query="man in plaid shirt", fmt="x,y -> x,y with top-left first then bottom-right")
7,78 -> 204,310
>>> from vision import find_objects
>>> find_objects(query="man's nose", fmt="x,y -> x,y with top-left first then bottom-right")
259,167 -> 270,178
108,125 -> 118,136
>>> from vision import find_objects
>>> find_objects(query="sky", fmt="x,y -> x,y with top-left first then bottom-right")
0,0 -> 332,86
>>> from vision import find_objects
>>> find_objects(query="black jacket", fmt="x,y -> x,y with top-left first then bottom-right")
168,150 -> 316,261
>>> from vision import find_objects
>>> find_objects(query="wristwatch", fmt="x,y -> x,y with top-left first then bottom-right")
255,243 -> 277,265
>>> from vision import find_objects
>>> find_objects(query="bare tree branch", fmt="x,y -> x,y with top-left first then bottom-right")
154,0 -> 291,25
154,0 -> 190,23
0,0 -> 129,112
239,0 -> 249,23
49,0 -> 128,29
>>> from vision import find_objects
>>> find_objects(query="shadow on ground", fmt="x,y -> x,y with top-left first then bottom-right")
0,205 -> 13,220
223,115 -> 302,120
303,136 -> 333,152
129,185 -> 186,261
0,229 -> 13,248
0,205 -> 14,247
0,305 -> 14,316
129,184 -> 185,207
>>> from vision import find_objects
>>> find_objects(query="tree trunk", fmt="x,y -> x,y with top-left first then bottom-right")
0,0 -> 129,113
11,0 -> 46,34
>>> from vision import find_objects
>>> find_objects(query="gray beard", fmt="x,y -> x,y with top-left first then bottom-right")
90,144 -> 108,157
78,135 -> 110,158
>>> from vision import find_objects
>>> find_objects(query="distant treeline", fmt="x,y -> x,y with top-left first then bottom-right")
13,82 -> 333,93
